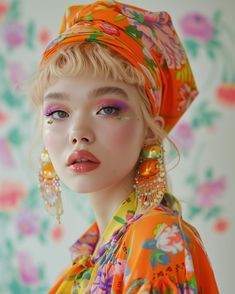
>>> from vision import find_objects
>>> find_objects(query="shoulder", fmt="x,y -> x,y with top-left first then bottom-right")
127,205 -> 201,245
121,204 -> 203,265
128,205 -> 183,240
118,206 -> 192,286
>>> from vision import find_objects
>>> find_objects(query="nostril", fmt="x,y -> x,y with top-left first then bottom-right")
72,138 -> 77,144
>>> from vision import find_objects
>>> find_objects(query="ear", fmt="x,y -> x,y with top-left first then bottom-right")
143,116 -> 164,145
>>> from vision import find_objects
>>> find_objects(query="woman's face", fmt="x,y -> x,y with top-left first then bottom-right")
42,75 -> 148,193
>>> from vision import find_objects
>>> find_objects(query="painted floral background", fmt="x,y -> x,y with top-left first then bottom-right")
0,0 -> 234,293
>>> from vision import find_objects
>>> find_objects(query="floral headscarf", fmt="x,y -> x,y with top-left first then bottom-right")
41,0 -> 198,133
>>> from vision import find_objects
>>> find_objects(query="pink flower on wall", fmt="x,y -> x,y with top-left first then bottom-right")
0,1 -> 9,21
216,84 -> 235,107
38,27 -> 51,46
214,218 -> 229,233
0,181 -> 27,211
15,209 -> 40,237
18,252 -> 39,285
195,178 -> 226,208
180,13 -> 214,43
8,62 -> 26,90
170,122 -> 194,152
0,109 -> 8,125
51,224 -> 64,242
2,21 -> 26,48
0,138 -> 15,167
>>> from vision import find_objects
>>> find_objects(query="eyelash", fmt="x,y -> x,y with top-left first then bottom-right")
98,106 -> 121,115
45,110 -> 68,120
45,106 -> 121,121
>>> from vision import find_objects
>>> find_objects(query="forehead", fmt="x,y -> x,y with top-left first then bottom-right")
43,76 -> 140,103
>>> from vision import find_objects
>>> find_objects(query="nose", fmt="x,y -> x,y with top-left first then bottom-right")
69,128 -> 95,145
69,123 -> 95,145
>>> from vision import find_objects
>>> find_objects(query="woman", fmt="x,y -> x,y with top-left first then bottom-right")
29,0 -> 219,293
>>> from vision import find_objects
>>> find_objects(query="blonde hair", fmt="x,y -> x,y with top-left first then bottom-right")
28,42 -> 182,216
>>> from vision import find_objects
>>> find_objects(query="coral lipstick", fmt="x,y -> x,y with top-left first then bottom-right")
69,162 -> 100,173
67,150 -> 100,174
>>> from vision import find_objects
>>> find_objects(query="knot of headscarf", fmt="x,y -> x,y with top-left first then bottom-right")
41,0 -> 198,133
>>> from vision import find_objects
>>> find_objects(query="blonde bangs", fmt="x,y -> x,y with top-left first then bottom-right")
29,42 -> 146,106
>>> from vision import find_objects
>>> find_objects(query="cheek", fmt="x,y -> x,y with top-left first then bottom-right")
42,125 -> 64,151
103,119 -> 143,148
117,125 -> 136,144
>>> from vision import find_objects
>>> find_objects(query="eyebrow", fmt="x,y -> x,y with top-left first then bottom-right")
44,86 -> 129,101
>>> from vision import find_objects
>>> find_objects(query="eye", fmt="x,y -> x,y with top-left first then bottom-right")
97,106 -> 120,115
47,110 -> 69,120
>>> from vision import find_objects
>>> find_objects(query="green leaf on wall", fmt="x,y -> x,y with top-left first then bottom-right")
205,206 -> 222,220
41,218 -> 50,234
213,10 -> 222,23
8,279 -> 31,294
2,89 -> 22,107
0,55 -> 6,70
5,239 -> 14,256
7,0 -> 20,21
26,21 -> 36,49
7,128 -> 24,146
206,168 -> 214,179
204,112 -> 221,126
35,286 -> 50,294
208,39 -> 221,49
24,186 -> 40,208
38,265 -> 45,280
183,39 -> 199,58
187,205 -> 202,220
185,174 -> 198,187
0,212 -> 10,223
207,47 -> 216,60
192,101 -> 221,128
21,111 -> 32,122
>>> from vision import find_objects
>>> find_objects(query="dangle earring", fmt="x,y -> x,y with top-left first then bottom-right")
133,144 -> 168,213
38,147 -> 63,223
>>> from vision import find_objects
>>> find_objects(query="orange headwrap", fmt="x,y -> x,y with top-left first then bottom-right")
41,0 -> 198,133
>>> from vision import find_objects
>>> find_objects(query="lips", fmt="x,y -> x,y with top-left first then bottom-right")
67,150 -> 100,174
67,150 -> 100,166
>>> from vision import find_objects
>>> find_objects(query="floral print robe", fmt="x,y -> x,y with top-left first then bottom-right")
49,191 -> 219,293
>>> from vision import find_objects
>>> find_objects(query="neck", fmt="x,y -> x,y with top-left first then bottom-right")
87,169 -> 136,238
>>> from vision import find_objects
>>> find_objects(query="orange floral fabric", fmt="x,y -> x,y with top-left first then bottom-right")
48,191 -> 219,293
41,0 -> 199,133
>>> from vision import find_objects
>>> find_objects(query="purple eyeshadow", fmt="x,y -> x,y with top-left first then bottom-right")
97,99 -> 129,111
43,104 -> 64,116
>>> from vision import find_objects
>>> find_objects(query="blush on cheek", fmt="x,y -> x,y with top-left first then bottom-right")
111,124 -> 139,146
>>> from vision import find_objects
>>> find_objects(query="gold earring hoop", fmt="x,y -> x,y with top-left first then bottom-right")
133,144 -> 167,213
38,148 -> 63,223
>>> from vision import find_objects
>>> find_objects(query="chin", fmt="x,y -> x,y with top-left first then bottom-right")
66,181 -> 105,194
68,179 -> 121,194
